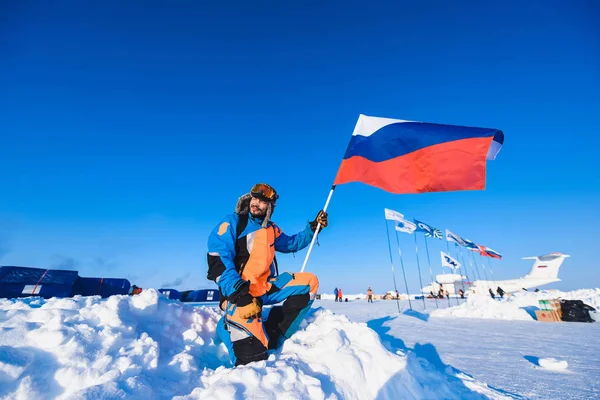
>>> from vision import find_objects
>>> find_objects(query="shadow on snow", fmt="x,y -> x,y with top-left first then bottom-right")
367,316 -> 525,400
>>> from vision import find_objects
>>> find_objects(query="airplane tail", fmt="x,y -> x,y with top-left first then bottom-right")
523,252 -> 569,280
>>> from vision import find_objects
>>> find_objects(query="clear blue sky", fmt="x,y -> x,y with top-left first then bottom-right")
1,1 -> 599,294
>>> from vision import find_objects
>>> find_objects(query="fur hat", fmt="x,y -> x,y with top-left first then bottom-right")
235,193 -> 274,227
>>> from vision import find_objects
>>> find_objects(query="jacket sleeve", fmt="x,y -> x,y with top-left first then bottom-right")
273,223 -> 315,254
206,214 -> 246,297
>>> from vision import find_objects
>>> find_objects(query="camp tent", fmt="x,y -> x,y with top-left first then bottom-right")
0,266 -> 132,299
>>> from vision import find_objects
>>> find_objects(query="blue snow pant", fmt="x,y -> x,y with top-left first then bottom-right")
216,272 -> 319,366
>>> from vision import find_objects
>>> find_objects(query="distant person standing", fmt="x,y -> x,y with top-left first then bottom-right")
489,288 -> 495,299
458,289 -> 465,299
395,290 -> 399,299
334,287 -> 339,302
496,286 -> 505,298
338,288 -> 343,302
367,287 -> 373,303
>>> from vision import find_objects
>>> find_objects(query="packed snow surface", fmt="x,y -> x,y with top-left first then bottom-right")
324,295 -> 600,400
1,288 -> 599,399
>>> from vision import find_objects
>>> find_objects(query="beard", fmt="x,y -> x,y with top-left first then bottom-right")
250,206 -> 267,218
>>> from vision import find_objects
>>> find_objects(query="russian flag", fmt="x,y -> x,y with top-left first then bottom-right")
334,114 -> 504,194
475,245 -> 503,259
484,247 -> 503,259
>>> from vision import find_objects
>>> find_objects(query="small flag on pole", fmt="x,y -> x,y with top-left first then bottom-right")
384,208 -> 405,222
333,114 -> 504,194
462,238 -> 480,251
441,251 -> 461,270
485,247 -> 502,259
478,246 -> 503,259
396,219 -> 417,234
445,229 -> 467,246
414,219 -> 443,239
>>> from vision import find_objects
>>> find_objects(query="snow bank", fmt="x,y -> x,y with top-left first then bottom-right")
0,290 -> 508,399
538,358 -> 568,371
431,288 -> 600,321
431,294 -> 533,320
0,290 -> 228,399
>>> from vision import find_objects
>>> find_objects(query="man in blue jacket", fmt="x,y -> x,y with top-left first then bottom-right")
207,183 -> 327,366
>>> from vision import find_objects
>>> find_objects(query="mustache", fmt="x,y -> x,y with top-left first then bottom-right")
250,205 -> 266,214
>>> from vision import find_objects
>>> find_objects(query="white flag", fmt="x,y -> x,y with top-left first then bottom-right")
445,229 -> 467,246
384,208 -> 405,222
441,251 -> 461,270
395,218 -> 417,234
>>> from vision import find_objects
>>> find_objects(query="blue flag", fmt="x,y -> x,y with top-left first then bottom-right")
414,219 -> 443,239
462,238 -> 480,251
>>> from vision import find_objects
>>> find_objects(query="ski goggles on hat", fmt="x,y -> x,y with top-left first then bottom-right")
251,183 -> 279,202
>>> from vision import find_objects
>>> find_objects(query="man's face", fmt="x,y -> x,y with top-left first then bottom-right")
249,197 -> 269,218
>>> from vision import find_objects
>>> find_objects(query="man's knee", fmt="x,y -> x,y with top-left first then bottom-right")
307,273 -> 319,294
292,272 -> 319,295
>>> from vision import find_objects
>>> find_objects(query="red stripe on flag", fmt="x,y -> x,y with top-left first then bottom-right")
334,137 -> 493,194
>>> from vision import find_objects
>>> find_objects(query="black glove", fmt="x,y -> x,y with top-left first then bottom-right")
310,210 -> 328,231
228,281 -> 253,306
228,281 -> 262,318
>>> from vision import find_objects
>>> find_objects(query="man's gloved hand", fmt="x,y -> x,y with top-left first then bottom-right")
310,210 -> 328,231
228,281 -> 262,319
236,298 -> 262,319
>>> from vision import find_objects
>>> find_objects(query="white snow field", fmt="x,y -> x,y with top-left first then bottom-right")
323,290 -> 600,400
0,289 -> 598,399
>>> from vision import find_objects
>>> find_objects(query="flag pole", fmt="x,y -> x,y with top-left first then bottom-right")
446,241 -> 461,305
469,251 -> 484,291
487,257 -> 497,295
479,253 -> 490,282
300,117 -> 356,273
394,229 -> 412,311
480,254 -> 494,295
384,220 -> 402,313
479,254 -> 490,283
413,234 -> 428,309
300,185 -> 336,272
453,243 -> 468,304
457,245 -> 473,287
477,253 -> 490,297
423,237 -> 442,308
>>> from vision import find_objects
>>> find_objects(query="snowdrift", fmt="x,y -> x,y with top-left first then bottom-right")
0,290 -> 509,399
432,288 -> 600,321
